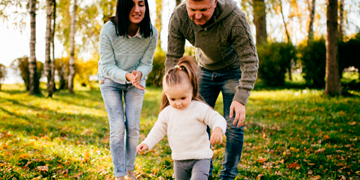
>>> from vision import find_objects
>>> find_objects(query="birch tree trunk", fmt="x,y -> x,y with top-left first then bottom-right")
68,0 -> 77,93
308,0 -> 316,41
50,0 -> 56,93
29,0 -> 40,95
325,0 -> 341,95
45,0 -> 53,97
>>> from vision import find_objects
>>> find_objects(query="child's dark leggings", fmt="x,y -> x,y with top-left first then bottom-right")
174,158 -> 211,180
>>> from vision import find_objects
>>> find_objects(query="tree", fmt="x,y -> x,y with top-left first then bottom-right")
253,0 -> 267,46
45,0 -> 55,97
68,0 -> 77,93
325,0 -> 341,95
10,56 -> 44,91
307,0 -> 316,42
29,0 -> 41,95
0,64 -> 7,90
338,0 -> 344,41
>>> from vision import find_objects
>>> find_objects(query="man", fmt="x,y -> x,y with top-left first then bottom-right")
165,0 -> 258,179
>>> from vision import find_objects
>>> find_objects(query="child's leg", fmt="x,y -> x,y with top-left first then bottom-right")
174,160 -> 192,180
191,159 -> 211,180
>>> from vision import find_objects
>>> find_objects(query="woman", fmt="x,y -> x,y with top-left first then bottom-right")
98,0 -> 157,179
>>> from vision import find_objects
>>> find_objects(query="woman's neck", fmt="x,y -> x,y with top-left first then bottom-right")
128,24 -> 140,37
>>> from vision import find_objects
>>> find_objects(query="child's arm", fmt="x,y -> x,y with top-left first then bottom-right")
137,143 -> 149,154
210,127 -> 223,144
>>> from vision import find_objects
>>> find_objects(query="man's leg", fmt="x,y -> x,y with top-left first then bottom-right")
198,69 -> 220,179
219,69 -> 244,180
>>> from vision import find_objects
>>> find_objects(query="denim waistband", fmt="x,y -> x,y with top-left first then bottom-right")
199,65 -> 240,72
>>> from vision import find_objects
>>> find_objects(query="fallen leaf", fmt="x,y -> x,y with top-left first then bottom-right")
323,135 -> 330,140
36,166 -> 48,172
349,121 -> 356,125
256,158 -> 267,164
287,162 -> 300,169
315,148 -> 325,154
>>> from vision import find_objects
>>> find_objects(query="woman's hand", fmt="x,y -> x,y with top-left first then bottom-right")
126,71 -> 144,90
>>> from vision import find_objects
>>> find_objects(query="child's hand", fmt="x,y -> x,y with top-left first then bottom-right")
137,143 -> 149,154
210,127 -> 223,145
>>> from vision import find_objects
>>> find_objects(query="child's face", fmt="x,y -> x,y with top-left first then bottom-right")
164,81 -> 193,110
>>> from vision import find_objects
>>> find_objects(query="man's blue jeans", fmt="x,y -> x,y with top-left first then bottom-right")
100,78 -> 145,177
198,66 -> 244,180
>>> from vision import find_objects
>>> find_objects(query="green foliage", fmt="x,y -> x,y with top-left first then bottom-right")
146,48 -> 165,87
0,84 -> 359,179
298,38 -> 326,88
10,56 -> 44,91
257,42 -> 296,86
0,63 -> 7,90
55,57 -> 69,90
338,33 -> 360,78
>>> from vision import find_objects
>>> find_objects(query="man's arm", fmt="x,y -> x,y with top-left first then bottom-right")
231,10 -> 259,106
165,11 -> 186,72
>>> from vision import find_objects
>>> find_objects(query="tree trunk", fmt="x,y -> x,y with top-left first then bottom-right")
50,0 -> 56,93
68,0 -> 77,93
308,0 -> 316,42
338,0 -> 344,41
29,0 -> 40,95
253,0 -> 267,46
45,0 -> 53,97
176,0 -> 181,6
279,0 -> 292,80
325,0 -> 341,95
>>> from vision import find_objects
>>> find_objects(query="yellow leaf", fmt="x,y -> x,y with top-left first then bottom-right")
256,158 -> 267,164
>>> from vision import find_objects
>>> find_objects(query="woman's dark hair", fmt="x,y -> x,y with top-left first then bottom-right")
110,0 -> 152,38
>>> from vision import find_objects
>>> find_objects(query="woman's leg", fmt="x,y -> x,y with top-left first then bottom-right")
124,80 -> 145,171
100,79 -> 127,177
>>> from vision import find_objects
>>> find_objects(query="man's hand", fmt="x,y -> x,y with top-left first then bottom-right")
230,100 -> 245,127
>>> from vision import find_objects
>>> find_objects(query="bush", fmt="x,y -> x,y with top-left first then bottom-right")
298,38 -> 326,88
147,48 -> 165,87
257,42 -> 296,86
338,33 -> 360,78
10,56 -> 44,91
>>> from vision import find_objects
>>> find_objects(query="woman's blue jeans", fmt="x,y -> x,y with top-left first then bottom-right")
100,78 -> 145,177
198,67 -> 244,180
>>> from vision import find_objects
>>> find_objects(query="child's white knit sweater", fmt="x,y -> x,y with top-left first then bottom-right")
141,100 -> 227,160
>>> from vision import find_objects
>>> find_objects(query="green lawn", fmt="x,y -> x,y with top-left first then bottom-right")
0,82 -> 359,179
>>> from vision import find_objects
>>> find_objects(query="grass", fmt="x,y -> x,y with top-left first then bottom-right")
0,77 -> 359,179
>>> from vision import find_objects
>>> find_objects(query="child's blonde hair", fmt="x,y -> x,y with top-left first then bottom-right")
161,56 -> 202,110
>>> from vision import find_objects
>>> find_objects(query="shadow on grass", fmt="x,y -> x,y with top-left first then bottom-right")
0,97 -> 109,147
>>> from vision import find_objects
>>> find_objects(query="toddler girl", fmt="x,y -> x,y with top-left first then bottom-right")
137,56 -> 226,180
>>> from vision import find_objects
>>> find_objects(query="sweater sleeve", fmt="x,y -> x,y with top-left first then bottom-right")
136,26 -> 158,79
141,111 -> 168,150
203,106 -> 227,135
230,11 -> 259,105
165,10 -> 186,72
99,24 -> 128,81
